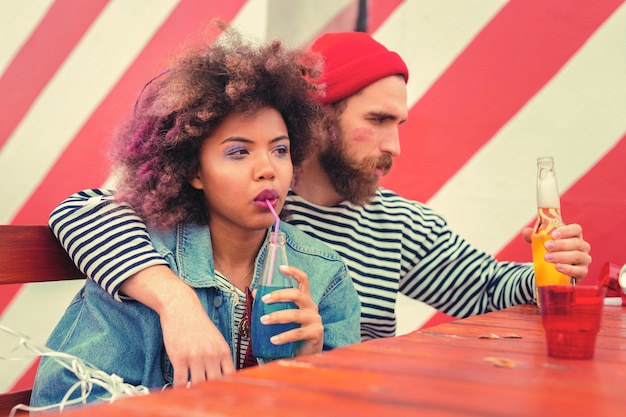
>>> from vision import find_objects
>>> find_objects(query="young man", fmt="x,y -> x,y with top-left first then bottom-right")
50,32 -> 591,387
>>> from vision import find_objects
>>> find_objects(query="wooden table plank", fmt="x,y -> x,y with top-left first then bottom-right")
54,304 -> 626,417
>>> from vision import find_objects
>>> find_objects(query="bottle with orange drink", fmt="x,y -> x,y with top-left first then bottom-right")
531,156 -> 572,303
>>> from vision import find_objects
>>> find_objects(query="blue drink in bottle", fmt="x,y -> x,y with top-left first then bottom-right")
251,232 -> 299,359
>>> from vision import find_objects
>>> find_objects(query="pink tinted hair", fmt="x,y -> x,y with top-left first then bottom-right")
108,25 -> 325,228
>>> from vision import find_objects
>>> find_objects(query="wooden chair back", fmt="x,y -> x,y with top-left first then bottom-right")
0,225 -> 85,285
0,225 -> 86,416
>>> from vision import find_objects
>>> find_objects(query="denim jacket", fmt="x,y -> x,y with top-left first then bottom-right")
31,222 -> 361,407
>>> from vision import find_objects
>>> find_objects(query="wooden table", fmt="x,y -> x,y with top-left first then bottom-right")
58,304 -> 626,417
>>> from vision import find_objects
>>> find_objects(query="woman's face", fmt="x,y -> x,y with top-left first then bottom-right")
189,107 -> 292,234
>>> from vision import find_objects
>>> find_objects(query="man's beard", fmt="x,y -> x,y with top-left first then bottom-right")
318,137 -> 393,205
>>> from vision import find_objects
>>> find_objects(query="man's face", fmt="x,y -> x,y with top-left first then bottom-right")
319,75 -> 408,205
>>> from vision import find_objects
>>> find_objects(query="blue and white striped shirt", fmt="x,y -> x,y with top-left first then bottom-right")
49,187 -> 535,341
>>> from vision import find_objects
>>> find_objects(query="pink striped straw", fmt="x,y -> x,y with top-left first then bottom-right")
265,200 -> 280,285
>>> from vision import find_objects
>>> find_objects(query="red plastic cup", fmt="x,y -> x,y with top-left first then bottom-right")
538,285 -> 607,359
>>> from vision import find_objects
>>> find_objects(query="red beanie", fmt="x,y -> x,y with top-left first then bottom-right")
309,32 -> 409,105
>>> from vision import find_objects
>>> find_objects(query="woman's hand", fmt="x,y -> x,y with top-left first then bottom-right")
257,265 -> 324,356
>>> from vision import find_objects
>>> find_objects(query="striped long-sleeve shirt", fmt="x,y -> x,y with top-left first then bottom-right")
49,187 -> 535,341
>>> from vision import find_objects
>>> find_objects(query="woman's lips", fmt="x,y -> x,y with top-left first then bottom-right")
254,189 -> 279,209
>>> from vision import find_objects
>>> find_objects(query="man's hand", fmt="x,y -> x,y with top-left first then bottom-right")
121,265 -> 235,387
522,223 -> 592,283
159,292 -> 235,386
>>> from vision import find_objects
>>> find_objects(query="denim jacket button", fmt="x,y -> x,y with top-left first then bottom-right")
214,296 -> 222,307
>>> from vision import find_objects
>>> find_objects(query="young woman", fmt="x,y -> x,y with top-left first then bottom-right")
31,26 -> 361,408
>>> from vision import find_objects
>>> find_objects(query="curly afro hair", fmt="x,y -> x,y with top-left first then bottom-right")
108,24 -> 326,228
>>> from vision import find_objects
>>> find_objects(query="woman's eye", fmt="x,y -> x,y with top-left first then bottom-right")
273,144 -> 290,156
226,145 -> 248,158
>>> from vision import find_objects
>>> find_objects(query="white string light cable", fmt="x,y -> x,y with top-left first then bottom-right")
0,324 -> 150,416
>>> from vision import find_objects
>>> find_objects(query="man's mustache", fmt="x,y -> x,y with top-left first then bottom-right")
361,154 -> 393,176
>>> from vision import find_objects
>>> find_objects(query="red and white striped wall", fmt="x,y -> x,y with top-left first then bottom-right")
1,0 -> 625,393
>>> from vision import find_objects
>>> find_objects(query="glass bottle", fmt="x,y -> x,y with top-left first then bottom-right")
531,156 -> 572,301
251,232 -> 299,360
